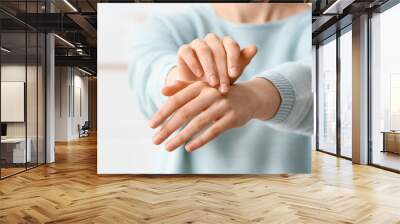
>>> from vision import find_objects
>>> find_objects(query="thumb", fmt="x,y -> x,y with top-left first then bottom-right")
162,80 -> 192,96
229,45 -> 258,84
240,44 -> 257,66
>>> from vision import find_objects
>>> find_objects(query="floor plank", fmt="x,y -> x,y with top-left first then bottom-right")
1,135 -> 400,223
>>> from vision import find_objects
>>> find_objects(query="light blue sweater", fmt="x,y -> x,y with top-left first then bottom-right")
129,5 -> 313,174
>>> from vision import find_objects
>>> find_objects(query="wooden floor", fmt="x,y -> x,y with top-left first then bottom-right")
1,167 -> 26,178
1,135 -> 400,224
373,150 -> 400,171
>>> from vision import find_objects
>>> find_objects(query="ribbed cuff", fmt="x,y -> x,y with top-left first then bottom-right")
260,72 -> 296,123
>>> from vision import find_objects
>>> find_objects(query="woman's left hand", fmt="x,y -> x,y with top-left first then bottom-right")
148,79 -> 281,152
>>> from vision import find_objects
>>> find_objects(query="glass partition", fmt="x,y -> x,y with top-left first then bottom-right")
27,31 -> 38,169
0,1 -> 46,179
1,31 -> 28,178
317,37 -> 337,154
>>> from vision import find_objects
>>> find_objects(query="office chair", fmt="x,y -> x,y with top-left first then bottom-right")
79,121 -> 90,138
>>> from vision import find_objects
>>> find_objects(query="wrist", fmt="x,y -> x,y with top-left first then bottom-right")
243,78 -> 281,120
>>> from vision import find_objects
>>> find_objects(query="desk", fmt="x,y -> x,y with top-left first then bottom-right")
381,131 -> 400,154
1,138 -> 31,163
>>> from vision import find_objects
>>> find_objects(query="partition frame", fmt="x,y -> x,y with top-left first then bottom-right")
315,24 -> 353,161
315,0 -> 400,173
367,1 -> 400,173
0,0 -> 47,180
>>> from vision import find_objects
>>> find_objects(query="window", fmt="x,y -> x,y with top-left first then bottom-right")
340,29 -> 352,158
370,3 -> 400,171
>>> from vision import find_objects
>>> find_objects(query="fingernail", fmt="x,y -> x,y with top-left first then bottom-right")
153,133 -> 162,145
185,145 -> 192,152
209,75 -> 218,86
229,67 -> 238,78
220,84 -> 229,94
165,142 -> 175,151
148,119 -> 156,128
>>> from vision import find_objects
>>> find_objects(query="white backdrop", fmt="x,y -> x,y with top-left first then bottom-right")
97,4 -> 200,174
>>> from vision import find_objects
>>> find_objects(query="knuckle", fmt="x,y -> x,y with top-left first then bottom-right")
156,109 -> 166,118
175,113 -> 186,121
205,33 -> 218,40
228,112 -> 239,125
195,81 -> 208,88
161,127 -> 171,136
220,99 -> 231,110
179,108 -> 192,119
191,119 -> 204,131
158,129 -> 166,137
178,44 -> 190,54
223,37 -> 239,47
191,38 -> 201,45
230,110 -> 238,118
197,44 -> 210,53
174,134 -> 184,145
191,39 -> 207,49
175,110 -> 189,120
204,87 -> 221,98
168,97 -> 179,108
196,114 -> 208,126
210,125 -> 222,137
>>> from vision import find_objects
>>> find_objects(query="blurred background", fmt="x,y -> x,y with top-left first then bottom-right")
97,4 -> 200,173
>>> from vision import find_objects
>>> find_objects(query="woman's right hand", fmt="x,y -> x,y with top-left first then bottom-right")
166,34 -> 257,94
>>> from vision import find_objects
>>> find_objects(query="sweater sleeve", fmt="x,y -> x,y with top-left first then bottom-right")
128,16 -> 180,119
259,60 -> 313,136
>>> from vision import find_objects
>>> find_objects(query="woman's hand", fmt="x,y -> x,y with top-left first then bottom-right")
166,34 -> 257,94
149,79 -> 281,152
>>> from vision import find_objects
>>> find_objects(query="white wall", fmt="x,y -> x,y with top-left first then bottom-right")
73,74 -> 89,136
1,64 -> 46,163
55,67 -> 89,141
312,46 -> 317,150
1,65 -> 41,138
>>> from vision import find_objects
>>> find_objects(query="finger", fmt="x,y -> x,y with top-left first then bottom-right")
238,45 -> 257,72
177,56 -> 198,82
162,80 -> 192,96
222,37 -> 241,79
149,82 -> 205,128
228,45 -> 258,84
185,114 -> 233,152
205,34 -> 230,94
177,44 -> 204,78
165,102 -> 225,152
154,90 -> 218,147
190,38 -> 219,87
